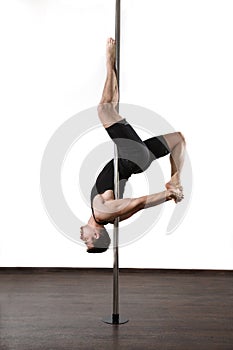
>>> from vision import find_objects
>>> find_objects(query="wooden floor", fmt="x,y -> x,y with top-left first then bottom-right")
0,268 -> 232,350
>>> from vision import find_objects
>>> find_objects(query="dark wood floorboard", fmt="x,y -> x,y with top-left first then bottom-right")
0,269 -> 232,350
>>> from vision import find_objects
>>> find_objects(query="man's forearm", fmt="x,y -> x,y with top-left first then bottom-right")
140,190 -> 172,209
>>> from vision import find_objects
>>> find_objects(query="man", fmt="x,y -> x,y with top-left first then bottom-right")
80,38 -> 185,253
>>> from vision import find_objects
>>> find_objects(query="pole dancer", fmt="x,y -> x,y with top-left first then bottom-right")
80,38 -> 186,252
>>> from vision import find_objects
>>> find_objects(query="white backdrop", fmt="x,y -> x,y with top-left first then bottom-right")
0,0 -> 233,269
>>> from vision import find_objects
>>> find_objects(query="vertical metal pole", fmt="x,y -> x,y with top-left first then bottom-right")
115,0 -> 121,96
113,0 -> 121,322
103,0 -> 128,325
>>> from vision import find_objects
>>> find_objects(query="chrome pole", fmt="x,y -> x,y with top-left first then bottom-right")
103,0 -> 128,325
113,0 -> 120,320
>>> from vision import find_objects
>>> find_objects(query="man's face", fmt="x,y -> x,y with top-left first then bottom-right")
80,225 -> 98,250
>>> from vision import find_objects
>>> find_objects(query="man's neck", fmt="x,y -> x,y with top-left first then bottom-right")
88,216 -> 103,228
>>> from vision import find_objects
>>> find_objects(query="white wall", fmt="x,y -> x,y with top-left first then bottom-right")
0,0 -> 233,269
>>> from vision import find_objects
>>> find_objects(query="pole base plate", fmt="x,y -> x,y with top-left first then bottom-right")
103,314 -> 129,325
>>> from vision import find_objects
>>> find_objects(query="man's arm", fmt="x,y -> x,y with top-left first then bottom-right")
101,190 -> 174,222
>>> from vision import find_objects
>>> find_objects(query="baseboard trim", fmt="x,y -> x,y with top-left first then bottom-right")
0,267 -> 232,274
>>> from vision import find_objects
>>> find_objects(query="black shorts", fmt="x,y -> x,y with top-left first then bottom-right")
106,118 -> 170,174
91,119 -> 171,202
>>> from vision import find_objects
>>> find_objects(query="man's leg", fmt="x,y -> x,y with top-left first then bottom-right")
97,38 -> 151,172
143,133 -> 185,202
97,38 -> 123,128
163,132 -> 186,195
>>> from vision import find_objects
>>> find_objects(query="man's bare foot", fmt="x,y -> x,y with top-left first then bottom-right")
166,173 -> 183,203
106,38 -> 116,69
166,172 -> 182,191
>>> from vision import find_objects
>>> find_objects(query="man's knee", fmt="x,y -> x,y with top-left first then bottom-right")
163,131 -> 185,151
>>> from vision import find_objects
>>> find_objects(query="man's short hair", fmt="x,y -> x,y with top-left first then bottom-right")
87,227 -> 111,253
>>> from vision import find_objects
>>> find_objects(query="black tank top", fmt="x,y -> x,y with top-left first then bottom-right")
90,159 -> 114,225
90,159 -> 134,225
